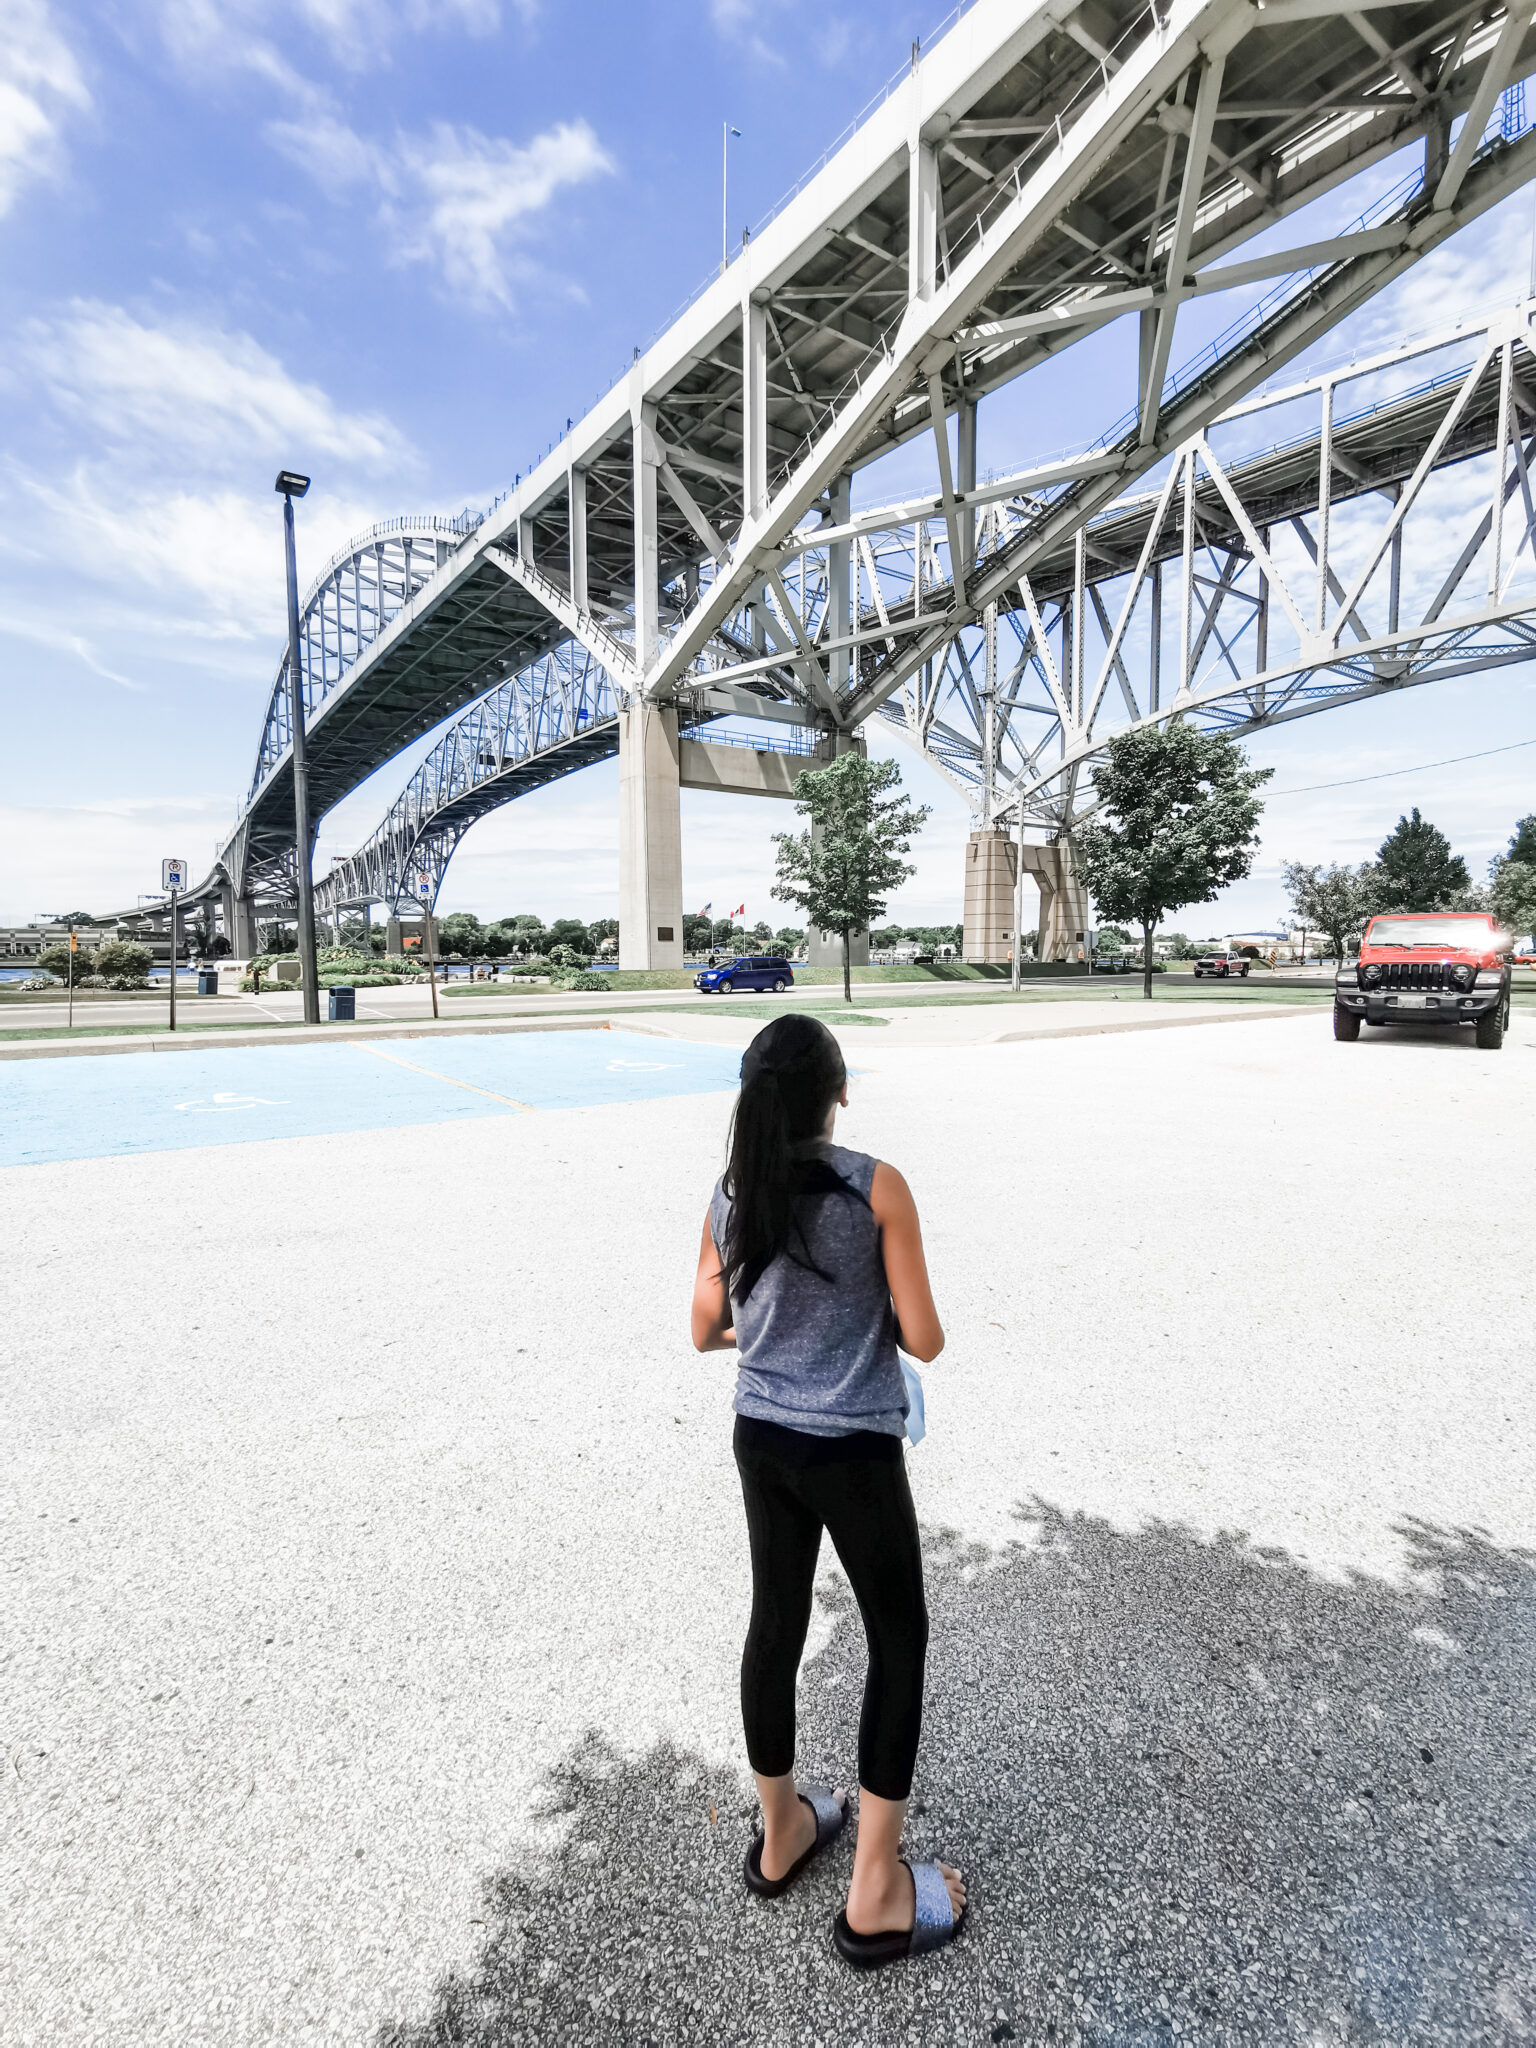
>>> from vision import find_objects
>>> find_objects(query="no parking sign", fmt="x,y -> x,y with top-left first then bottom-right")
162,858 -> 188,892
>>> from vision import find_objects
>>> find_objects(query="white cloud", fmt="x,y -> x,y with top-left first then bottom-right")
23,302 -> 407,471
0,0 -> 89,216
0,793 -> 244,921
392,120 -> 613,304
4,303 -> 415,650
19,470 -> 383,635
268,114 -> 614,306
152,0 -> 502,80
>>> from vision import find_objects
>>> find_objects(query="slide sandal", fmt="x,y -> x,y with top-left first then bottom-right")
833,1860 -> 965,1968
743,1785 -> 848,1899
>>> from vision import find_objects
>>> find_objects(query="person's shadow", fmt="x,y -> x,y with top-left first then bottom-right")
377,1507 -> 1535,2046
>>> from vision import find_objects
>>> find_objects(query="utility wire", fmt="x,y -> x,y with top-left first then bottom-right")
1267,735 -> 1536,797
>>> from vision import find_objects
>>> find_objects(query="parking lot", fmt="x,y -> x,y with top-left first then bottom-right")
4,1004 -> 1532,2045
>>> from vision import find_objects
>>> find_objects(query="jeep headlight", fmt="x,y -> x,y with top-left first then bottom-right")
1475,970 -> 1505,988
1335,968 -> 1357,987
1447,962 -> 1475,990
1359,962 -> 1383,988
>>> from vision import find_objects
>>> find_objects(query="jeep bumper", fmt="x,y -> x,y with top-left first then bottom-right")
1335,986 -> 1503,1024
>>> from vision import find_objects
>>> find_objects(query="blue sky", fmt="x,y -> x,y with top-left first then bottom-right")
2,0 -> 1534,934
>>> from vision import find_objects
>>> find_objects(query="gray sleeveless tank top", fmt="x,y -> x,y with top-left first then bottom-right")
709,1141 -> 907,1438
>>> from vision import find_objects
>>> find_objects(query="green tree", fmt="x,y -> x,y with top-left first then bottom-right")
1505,814 -> 1536,866
36,943 -> 79,980
1372,808 -> 1468,911
772,753 -> 930,1003
1280,860 -> 1375,962
588,917 -> 620,953
547,918 -> 592,954
1490,858 -> 1536,941
438,911 -> 485,958
1096,924 -> 1131,952
1073,724 -> 1271,1000
93,939 -> 153,984
774,926 -> 805,954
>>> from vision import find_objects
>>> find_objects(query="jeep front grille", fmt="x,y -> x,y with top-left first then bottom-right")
1379,962 -> 1451,991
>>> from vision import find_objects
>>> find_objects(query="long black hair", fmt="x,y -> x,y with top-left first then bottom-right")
719,1014 -> 852,1305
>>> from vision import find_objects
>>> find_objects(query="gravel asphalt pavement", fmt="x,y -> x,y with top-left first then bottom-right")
4,1006 -> 1533,2046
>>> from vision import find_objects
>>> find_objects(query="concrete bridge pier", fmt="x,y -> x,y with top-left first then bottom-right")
1019,841 -> 1090,962
963,828 -> 1018,964
805,729 -> 869,973
618,701 -> 685,970
220,886 -> 259,961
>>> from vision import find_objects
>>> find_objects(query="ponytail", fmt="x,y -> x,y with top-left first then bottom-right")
719,1014 -> 849,1305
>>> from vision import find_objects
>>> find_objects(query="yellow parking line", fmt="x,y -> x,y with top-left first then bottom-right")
353,1041 -> 533,1110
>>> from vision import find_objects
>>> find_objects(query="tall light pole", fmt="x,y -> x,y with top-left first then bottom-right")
722,124 -> 740,275
276,470 -> 319,1025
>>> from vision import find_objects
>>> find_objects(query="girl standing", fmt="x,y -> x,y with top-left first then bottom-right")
690,1014 -> 965,1965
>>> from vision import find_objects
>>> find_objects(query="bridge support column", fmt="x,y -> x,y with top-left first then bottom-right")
1018,841 -> 1090,963
618,702 -> 684,970
963,828 -> 1017,964
221,886 -> 259,961
806,730 -> 869,972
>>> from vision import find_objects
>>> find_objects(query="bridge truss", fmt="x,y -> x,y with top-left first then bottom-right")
320,292 -> 1536,914
198,0 -> 1536,952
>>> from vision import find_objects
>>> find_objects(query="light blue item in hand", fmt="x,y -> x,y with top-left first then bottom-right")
900,1357 -> 926,1445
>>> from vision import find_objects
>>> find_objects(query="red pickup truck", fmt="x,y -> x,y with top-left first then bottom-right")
1193,950 -> 1251,978
1334,912 -> 1512,1049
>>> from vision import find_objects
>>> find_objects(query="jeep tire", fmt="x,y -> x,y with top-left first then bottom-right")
1476,1004 -> 1505,1050
1333,1003 -> 1361,1041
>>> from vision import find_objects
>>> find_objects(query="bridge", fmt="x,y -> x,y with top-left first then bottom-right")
176,0 -> 1536,964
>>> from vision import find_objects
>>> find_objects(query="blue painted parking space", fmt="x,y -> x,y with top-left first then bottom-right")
0,1030 -> 744,1168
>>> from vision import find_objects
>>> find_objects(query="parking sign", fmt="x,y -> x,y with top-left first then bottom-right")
162,858 -> 188,891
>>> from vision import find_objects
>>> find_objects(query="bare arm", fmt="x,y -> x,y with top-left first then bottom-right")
870,1162 -> 944,1362
690,1213 -> 736,1352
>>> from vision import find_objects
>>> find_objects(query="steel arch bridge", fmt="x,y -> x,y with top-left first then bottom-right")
313,293 -> 1536,921
194,0 -> 1536,952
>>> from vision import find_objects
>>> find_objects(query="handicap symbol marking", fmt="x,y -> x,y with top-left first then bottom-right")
604,1059 -> 681,1073
175,1092 -> 291,1113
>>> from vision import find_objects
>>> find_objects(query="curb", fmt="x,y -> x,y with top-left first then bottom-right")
0,1015 -> 617,1063
992,1003 -> 1316,1044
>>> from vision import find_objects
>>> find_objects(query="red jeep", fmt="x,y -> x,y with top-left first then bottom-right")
1334,912 -> 1512,1049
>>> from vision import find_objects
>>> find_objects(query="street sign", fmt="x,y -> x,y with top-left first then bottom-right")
162,858 -> 188,891
417,876 -> 431,900
69,932 -> 78,952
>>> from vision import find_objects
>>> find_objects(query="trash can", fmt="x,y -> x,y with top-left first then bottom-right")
197,968 -> 219,995
328,985 -> 355,1022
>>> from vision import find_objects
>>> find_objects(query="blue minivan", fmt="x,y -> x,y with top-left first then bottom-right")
694,955 -> 795,994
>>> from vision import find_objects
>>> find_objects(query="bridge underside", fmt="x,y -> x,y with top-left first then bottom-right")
190,0 -> 1536,961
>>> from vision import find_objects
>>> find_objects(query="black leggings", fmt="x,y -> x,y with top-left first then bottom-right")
733,1415 -> 928,1802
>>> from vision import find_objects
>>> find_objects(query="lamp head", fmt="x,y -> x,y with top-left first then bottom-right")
275,471 -> 311,498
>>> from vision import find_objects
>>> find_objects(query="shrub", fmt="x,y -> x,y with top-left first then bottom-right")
548,943 -> 593,971
37,944 -> 78,979
19,977 -> 50,991
107,974 -> 151,991
552,969 -> 611,992
79,974 -> 108,989
95,940 -> 153,981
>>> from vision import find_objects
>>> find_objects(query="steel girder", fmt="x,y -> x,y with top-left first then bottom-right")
318,287 -> 1536,907
311,643 -> 621,916
866,296 -> 1536,828
216,0 -> 1536,898
227,515 -> 485,893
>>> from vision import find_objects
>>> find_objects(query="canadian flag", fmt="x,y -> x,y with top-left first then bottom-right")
733,903 -> 745,917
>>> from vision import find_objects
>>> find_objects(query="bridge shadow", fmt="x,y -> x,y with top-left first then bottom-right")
376,1506 -> 1536,2048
